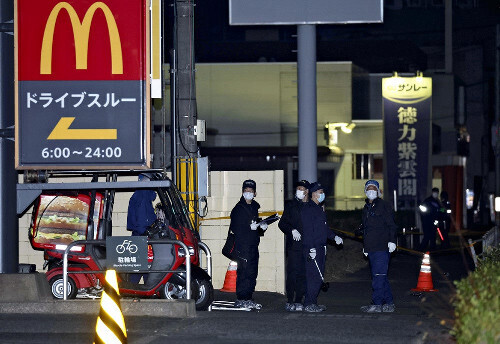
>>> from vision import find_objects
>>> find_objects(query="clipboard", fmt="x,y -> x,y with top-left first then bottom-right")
258,213 -> 280,226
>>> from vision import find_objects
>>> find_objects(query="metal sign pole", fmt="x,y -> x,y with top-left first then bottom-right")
0,0 -> 18,273
297,24 -> 317,182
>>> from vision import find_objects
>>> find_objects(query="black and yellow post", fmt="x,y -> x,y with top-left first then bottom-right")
94,270 -> 127,344
176,157 -> 199,230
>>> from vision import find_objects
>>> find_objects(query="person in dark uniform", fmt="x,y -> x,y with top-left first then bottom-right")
278,179 -> 310,312
231,179 -> 268,310
359,179 -> 398,313
127,173 -> 157,283
301,182 -> 343,313
419,187 -> 442,252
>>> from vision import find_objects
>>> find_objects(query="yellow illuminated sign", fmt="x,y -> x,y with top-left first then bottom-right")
382,76 -> 432,104
40,1 -> 123,75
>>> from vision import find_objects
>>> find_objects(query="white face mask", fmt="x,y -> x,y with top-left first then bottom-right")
317,193 -> 325,203
432,192 -> 439,199
366,190 -> 378,200
243,192 -> 254,201
296,190 -> 305,200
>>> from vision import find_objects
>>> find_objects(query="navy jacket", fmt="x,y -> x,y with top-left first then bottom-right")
278,197 -> 306,251
230,197 -> 261,248
127,190 -> 157,236
301,200 -> 335,251
361,197 -> 398,252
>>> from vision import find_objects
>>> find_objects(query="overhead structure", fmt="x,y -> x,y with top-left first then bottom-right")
229,0 -> 383,183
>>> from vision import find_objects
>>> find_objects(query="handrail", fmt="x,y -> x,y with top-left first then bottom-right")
197,241 -> 212,312
62,239 -> 191,301
197,241 -> 212,278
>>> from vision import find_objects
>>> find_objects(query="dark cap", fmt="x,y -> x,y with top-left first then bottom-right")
432,187 -> 439,193
295,180 -> 310,189
242,179 -> 256,191
309,182 -> 323,193
364,179 -> 380,192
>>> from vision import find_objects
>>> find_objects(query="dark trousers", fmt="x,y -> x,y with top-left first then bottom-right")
236,245 -> 259,300
419,223 -> 437,251
440,219 -> 451,249
285,248 -> 306,303
304,246 -> 325,306
130,232 -> 148,283
368,251 -> 393,305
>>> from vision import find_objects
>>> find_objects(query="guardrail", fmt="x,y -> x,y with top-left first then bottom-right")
62,239 -> 192,301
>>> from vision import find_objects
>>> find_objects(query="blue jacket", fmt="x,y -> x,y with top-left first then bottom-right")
301,200 -> 335,251
127,190 -> 157,236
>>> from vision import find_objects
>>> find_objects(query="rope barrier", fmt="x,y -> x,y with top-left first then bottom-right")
200,210 -> 283,221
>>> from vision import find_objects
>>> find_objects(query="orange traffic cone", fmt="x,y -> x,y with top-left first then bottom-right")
220,260 -> 238,292
411,252 -> 438,292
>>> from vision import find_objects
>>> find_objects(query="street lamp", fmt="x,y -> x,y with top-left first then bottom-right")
325,122 -> 356,153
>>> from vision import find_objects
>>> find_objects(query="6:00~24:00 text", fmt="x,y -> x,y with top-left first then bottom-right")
41,147 -> 122,159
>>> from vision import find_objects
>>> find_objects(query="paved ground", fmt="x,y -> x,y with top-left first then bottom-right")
0,247 -> 470,343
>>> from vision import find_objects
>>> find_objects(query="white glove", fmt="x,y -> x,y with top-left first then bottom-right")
309,248 -> 316,260
291,229 -> 301,241
250,221 -> 258,231
334,236 -> 343,245
259,222 -> 268,231
388,242 -> 396,253
363,249 -> 368,257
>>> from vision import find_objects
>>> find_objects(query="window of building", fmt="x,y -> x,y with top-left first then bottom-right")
353,154 -> 383,180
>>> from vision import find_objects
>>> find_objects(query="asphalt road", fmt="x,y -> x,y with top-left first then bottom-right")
0,250 -> 469,344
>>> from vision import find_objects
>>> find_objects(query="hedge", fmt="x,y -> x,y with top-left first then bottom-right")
453,247 -> 500,343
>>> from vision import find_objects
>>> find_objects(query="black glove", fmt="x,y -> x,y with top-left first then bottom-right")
354,224 -> 364,237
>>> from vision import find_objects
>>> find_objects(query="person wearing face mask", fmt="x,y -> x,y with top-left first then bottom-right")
359,179 -> 398,313
300,182 -> 343,312
278,179 -> 310,312
418,187 -> 442,252
230,179 -> 268,309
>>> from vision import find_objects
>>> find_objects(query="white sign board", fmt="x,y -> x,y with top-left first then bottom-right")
229,0 -> 383,25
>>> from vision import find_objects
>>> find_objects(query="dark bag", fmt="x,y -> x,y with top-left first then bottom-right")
222,229 -> 237,260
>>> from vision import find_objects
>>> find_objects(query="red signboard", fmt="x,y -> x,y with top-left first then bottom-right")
17,0 -> 146,81
15,0 -> 150,169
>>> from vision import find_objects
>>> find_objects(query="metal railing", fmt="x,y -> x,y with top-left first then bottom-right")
197,241 -> 213,312
482,226 -> 500,253
197,241 -> 212,278
62,239 -> 191,300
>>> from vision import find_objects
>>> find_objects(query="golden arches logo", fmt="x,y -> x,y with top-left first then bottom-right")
40,1 -> 123,75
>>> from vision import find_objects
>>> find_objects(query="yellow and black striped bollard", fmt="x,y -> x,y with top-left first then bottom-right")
94,270 -> 127,344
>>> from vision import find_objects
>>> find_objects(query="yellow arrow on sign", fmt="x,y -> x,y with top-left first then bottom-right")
47,117 -> 117,140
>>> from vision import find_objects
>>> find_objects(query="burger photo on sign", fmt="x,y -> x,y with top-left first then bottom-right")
32,195 -> 89,245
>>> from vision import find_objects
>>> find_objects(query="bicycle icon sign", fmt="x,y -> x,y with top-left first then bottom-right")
116,239 -> 138,254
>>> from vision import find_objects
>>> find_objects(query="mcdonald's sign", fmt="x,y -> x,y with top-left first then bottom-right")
15,0 -> 151,169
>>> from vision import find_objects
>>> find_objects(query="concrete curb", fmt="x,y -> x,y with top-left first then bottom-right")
0,299 -> 196,317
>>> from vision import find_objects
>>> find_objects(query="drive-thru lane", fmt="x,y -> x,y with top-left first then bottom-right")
0,251 -> 467,343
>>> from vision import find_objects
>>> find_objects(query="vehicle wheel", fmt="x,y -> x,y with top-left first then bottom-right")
194,278 -> 214,311
49,275 -> 77,299
160,280 -> 200,303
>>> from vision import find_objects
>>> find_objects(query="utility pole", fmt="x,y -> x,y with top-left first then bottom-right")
173,0 -> 197,159
172,0 -> 199,227
0,0 -> 18,273
495,25 -> 500,197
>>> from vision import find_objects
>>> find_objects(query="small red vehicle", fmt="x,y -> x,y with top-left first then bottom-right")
28,173 -> 213,311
